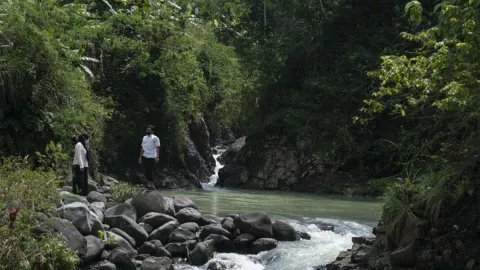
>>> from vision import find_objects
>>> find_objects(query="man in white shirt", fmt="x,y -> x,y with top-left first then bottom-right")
138,125 -> 161,190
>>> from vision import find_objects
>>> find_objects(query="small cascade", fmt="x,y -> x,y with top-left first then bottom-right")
204,146 -> 226,187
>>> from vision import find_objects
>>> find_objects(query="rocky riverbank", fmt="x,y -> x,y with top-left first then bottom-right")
35,178 -> 315,270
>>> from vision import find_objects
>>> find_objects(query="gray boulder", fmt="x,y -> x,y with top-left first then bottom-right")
390,242 -> 416,267
205,234 -> 234,253
199,214 -> 222,226
90,202 -> 105,223
56,202 -> 96,235
272,220 -> 297,241
189,240 -> 215,266
132,191 -> 175,217
172,196 -> 198,212
107,249 -> 136,270
232,233 -> 256,253
105,203 -> 137,222
85,235 -> 105,263
149,221 -> 179,243
47,218 -> 87,258
88,261 -> 117,270
140,257 -> 173,270
221,217 -> 236,232
168,228 -> 197,243
111,228 -> 137,248
200,225 -> 233,240
139,223 -> 154,234
87,191 -> 108,204
105,215 -> 148,246
139,212 -> 177,229
166,242 -> 190,258
250,238 -> 278,254
179,222 -> 200,233
105,231 -> 137,257
175,207 -> 202,224
234,212 -> 273,238
59,191 -> 88,204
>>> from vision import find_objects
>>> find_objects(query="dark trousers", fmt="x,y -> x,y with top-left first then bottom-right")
72,165 -> 88,196
142,157 -> 155,183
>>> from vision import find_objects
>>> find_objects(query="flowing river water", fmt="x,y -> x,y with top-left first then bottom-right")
160,148 -> 384,270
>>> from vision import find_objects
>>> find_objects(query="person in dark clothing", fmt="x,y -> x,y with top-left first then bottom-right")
138,125 -> 160,190
72,133 -> 90,196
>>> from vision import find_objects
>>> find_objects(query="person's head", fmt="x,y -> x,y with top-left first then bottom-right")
145,125 -> 154,136
78,133 -> 90,148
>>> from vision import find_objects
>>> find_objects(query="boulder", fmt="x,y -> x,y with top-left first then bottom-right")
221,217 -> 236,232
139,212 -> 177,229
179,222 -> 200,233
232,233 -> 256,253
138,240 -> 164,256
89,261 -> 117,270
175,207 -> 202,224
199,214 -> 222,226
166,242 -> 190,257
205,234 -> 234,253
250,238 -> 278,254
105,203 -> 137,222
111,228 -> 136,248
139,223 -> 154,234
172,196 -> 198,212
189,240 -> 215,266
89,210 -> 104,235
132,191 -> 175,218
87,191 -> 108,204
56,202 -> 92,235
390,242 -> 416,267
85,235 -> 105,263
105,232 -> 137,257
107,249 -> 136,270
47,218 -> 87,258
90,202 -> 106,222
136,254 -> 150,261
59,191 -> 88,204
218,137 -> 246,164
140,257 -> 173,270
200,225 -> 233,240
149,221 -> 179,243
234,212 -> 273,238
206,261 -> 228,270
272,220 -> 297,241
169,228 -> 197,243
105,215 -> 148,246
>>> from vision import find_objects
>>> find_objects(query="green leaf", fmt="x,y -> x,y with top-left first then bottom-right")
213,19 -> 219,27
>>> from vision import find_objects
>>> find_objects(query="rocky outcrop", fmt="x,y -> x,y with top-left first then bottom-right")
49,181 -> 308,269
188,117 -> 215,171
217,137 -> 367,195
185,137 -> 213,184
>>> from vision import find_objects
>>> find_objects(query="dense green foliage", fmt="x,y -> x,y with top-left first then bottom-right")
0,158 -> 79,270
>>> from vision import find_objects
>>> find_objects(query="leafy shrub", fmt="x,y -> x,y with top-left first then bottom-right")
366,178 -> 398,197
0,157 -> 79,270
109,182 -> 142,203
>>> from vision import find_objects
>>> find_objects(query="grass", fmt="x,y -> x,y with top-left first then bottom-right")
109,182 -> 142,203
0,157 -> 79,270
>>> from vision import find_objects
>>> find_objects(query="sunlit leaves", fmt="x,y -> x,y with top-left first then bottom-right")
405,1 -> 422,26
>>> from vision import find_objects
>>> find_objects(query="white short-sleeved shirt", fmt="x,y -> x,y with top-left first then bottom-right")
142,135 -> 161,158
72,142 -> 88,169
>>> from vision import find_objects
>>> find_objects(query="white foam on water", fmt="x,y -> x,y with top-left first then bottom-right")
205,147 -> 226,186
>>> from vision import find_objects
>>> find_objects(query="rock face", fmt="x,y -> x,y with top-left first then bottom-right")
272,220 -> 298,241
185,137 -> 213,183
234,212 -> 273,238
217,137 -> 365,195
131,191 -> 175,218
188,117 -> 216,172
218,136 -> 246,165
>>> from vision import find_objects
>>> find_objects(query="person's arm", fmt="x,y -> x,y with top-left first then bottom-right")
75,143 -> 84,171
138,139 -> 144,164
155,137 -> 161,163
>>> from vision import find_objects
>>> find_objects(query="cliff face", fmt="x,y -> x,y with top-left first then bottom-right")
217,137 -> 371,195
324,194 -> 480,270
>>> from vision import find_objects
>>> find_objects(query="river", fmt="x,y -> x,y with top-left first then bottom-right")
160,148 -> 383,270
